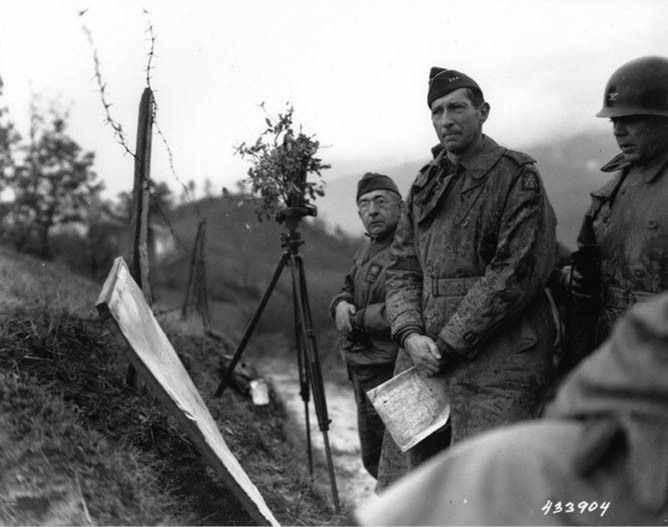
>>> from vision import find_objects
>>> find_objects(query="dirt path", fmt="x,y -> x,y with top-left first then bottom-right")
259,358 -> 375,514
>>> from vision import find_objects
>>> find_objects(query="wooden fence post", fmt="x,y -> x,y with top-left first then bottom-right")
182,219 -> 211,329
129,87 -> 154,302
127,87 -> 154,387
196,219 -> 211,329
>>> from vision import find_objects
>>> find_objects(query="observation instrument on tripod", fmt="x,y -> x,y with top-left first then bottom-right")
214,163 -> 340,513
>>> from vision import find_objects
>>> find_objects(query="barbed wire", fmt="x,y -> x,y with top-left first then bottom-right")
151,197 -> 191,254
80,8 -> 210,328
153,121 -> 202,218
80,13 -> 136,159
143,8 -> 156,92
141,8 -> 202,218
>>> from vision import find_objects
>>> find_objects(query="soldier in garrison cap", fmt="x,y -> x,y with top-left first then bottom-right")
560,56 -> 668,370
329,172 -> 406,480
379,66 -> 559,480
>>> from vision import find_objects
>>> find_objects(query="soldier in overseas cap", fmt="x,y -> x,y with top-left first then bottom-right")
329,173 -> 405,480
562,56 -> 668,364
378,66 -> 559,480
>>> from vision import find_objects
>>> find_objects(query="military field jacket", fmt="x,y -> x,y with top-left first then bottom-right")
330,233 -> 398,369
386,135 -> 557,357
575,150 -> 668,343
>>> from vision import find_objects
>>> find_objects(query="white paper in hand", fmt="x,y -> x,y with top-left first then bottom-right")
366,366 -> 450,452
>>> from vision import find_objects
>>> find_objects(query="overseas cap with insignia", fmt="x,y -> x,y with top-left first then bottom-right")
356,172 -> 401,202
427,67 -> 483,108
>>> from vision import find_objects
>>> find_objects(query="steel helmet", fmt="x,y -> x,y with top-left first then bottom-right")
596,56 -> 668,118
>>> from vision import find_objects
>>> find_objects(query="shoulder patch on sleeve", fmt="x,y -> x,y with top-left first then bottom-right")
521,166 -> 541,192
503,149 -> 536,166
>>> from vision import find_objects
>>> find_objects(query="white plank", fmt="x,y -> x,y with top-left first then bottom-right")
96,257 -> 279,526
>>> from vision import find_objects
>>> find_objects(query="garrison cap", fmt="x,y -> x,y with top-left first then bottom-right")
356,172 -> 400,202
427,67 -> 482,107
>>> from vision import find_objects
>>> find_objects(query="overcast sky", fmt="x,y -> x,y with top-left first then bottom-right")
1,0 -> 667,202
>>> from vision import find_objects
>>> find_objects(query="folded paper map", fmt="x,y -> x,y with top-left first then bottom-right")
366,366 -> 450,452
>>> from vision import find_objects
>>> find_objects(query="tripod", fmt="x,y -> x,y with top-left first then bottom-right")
214,206 -> 341,514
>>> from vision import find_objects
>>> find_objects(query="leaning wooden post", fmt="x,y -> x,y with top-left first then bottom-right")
127,87 -> 154,387
181,219 -> 211,329
196,219 -> 211,329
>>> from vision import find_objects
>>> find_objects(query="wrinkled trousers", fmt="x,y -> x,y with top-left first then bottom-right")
350,364 -> 395,479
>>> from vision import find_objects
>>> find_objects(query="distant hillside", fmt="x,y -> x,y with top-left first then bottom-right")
317,130 -> 620,249
153,196 -> 361,343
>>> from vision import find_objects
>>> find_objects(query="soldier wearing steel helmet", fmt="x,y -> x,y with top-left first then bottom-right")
564,56 -> 668,358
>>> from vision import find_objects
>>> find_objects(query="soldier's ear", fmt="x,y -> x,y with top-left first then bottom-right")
479,102 -> 490,124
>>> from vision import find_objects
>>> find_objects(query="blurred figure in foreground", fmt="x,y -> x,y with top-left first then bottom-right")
357,290 -> 668,526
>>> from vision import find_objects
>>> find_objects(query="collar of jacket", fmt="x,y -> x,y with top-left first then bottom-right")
431,135 -> 506,192
601,149 -> 668,184
364,228 -> 396,245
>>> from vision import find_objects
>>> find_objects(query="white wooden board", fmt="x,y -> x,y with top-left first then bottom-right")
96,257 -> 279,526
366,366 -> 450,452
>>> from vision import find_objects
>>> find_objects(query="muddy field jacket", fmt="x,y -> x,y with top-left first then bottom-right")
574,149 -> 668,347
357,291 -> 668,526
386,134 -> 557,353
385,135 -> 558,442
329,231 -> 398,371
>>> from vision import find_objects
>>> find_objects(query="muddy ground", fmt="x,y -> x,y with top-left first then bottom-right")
261,356 -> 376,513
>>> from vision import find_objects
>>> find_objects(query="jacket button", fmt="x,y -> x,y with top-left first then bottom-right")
634,268 -> 646,278
648,219 -> 658,230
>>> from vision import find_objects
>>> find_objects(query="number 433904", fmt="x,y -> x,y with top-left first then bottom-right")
541,500 -> 610,517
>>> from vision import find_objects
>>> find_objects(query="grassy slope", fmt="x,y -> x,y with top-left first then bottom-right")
0,247 -> 351,525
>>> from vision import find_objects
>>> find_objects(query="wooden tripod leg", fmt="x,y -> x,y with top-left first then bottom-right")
290,253 -> 341,513
214,251 -> 289,397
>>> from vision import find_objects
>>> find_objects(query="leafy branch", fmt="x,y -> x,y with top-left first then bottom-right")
235,104 -> 330,222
